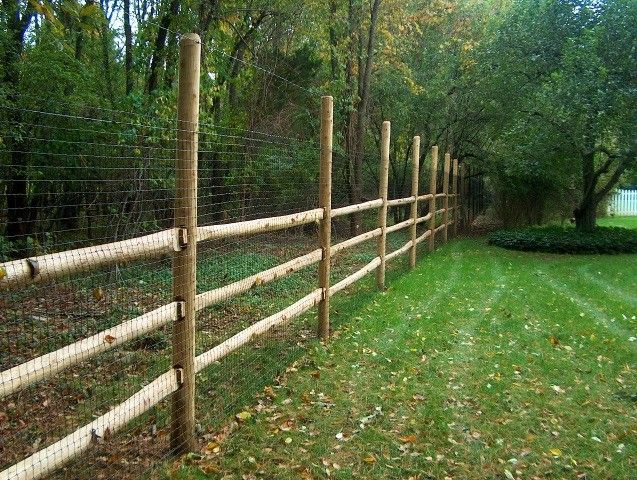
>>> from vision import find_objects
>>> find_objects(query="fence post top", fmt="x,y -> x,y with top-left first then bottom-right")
180,33 -> 201,47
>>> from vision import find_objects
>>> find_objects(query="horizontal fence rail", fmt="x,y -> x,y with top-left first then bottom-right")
0,302 -> 180,399
0,47 -> 466,479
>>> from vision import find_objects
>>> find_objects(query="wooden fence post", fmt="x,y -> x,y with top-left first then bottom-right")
459,162 -> 466,232
428,146 -> 438,252
452,158 -> 458,237
318,96 -> 333,341
376,121 -> 390,290
409,136 -> 420,269
171,33 -> 200,455
442,152 -> 451,243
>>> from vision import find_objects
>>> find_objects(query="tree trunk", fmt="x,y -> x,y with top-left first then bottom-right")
345,0 -> 381,236
2,0 -> 34,257
328,0 -> 339,79
574,150 -> 598,232
146,0 -> 179,93
574,203 -> 596,232
100,22 -> 116,106
123,0 -> 133,95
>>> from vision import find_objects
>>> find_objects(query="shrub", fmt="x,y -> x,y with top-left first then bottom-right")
488,226 -> 637,254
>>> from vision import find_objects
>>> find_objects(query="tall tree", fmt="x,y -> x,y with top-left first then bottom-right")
1,0 -> 35,252
345,0 -> 382,236
146,0 -> 179,93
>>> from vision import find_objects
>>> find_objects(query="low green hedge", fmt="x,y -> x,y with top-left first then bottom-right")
488,226 -> 637,254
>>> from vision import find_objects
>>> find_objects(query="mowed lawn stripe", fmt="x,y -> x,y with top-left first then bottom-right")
425,244 -> 636,479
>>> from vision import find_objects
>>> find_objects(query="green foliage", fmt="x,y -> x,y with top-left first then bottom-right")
488,226 -> 637,254
472,0 -> 637,228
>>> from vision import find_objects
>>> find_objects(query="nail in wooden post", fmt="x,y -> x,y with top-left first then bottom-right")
442,152 -> 451,243
452,158 -> 459,237
171,33 -> 200,455
428,146 -> 438,252
376,121 -> 390,290
318,96 -> 333,341
409,136 -> 420,269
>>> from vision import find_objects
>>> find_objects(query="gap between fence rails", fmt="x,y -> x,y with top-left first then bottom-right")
0,200 -> 433,400
0,32 -> 465,480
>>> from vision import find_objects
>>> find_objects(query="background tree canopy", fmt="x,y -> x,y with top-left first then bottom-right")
1,0 -> 635,257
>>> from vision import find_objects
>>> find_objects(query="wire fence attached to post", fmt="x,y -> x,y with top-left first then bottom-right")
409,136 -> 420,269
429,146 -> 439,251
317,96 -> 333,341
376,121 -> 390,290
170,32 -> 200,455
0,31 -> 462,480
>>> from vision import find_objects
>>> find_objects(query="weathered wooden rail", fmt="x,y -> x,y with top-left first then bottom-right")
0,36 -> 463,480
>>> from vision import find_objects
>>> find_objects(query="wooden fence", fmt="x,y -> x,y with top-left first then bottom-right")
0,34 -> 464,480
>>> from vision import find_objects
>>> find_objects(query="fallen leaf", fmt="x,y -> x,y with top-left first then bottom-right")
551,385 -> 565,394
92,287 -> 104,302
549,448 -> 562,457
104,335 -> 116,344
549,336 -> 559,346
203,441 -> 220,454
504,469 -> 515,480
235,411 -> 252,422
0,266 -> 6,281
399,435 -> 417,443
363,454 -> 376,464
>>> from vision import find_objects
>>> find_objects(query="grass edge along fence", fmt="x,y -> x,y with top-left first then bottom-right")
0,34 -> 462,480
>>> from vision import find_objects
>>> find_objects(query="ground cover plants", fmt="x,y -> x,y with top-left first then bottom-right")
488,217 -> 637,254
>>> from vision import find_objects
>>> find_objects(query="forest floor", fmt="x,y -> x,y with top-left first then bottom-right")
165,231 -> 637,479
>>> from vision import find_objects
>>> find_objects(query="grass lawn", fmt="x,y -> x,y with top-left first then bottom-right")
598,216 -> 637,229
166,238 -> 637,480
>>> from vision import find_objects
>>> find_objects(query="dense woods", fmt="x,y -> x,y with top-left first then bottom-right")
1,0 -> 636,259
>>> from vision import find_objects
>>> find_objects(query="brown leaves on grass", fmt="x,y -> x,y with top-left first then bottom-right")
362,454 -> 377,464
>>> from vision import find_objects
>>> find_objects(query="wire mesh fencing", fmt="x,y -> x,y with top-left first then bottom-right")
0,35 -> 466,480
0,94 -> 183,479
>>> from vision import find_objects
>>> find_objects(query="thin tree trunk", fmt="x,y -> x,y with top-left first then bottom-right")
147,0 -> 179,93
123,0 -> 134,95
328,0 -> 339,79
2,0 -> 34,257
347,0 -> 381,236
100,22 -> 116,106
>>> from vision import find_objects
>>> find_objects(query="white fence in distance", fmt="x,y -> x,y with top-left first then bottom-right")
608,189 -> 637,216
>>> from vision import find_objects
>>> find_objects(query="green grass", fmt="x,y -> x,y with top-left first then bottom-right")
166,238 -> 637,480
598,216 -> 637,229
